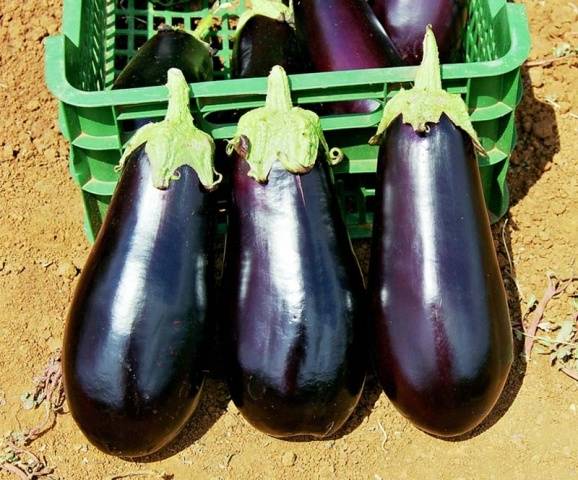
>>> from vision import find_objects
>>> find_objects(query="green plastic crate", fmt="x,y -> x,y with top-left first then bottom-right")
44,0 -> 530,241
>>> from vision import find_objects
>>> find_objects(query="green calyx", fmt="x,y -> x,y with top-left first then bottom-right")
228,65 -> 342,183
369,26 -> 484,153
118,68 -> 221,190
235,0 -> 294,39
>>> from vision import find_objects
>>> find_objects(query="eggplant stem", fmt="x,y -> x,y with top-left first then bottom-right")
369,27 -> 484,154
414,26 -> 442,92
118,68 -> 220,191
165,69 -> 192,123
265,65 -> 294,112
231,66 -> 340,182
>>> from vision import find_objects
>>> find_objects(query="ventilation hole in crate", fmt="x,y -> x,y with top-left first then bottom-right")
115,55 -> 129,73
115,14 -> 129,30
116,34 -> 128,50
171,16 -> 185,27
135,16 -> 147,30
366,196 -> 375,216
228,15 -> 239,31
210,34 -> 223,52
153,16 -> 167,30
134,0 -> 148,9
212,55 -> 225,74
134,35 -> 147,49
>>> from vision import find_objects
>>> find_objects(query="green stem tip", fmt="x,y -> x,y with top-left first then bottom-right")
229,65 -> 342,182
369,26 -> 484,154
117,68 -> 221,191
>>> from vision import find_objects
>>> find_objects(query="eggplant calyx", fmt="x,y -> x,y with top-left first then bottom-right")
229,65 -> 342,183
369,26 -> 484,154
235,0 -> 294,39
118,68 -> 221,191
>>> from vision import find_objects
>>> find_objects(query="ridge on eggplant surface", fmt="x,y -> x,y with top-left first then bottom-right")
227,65 -> 342,182
235,0 -> 295,38
118,68 -> 222,191
369,26 -> 483,153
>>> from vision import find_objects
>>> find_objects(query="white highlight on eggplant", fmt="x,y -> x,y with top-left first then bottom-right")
415,147 -> 440,306
109,182 -> 164,337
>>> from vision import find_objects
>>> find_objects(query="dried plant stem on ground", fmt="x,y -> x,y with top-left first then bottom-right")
106,471 -> 174,480
0,351 -> 65,479
14,350 -> 65,446
526,55 -> 578,67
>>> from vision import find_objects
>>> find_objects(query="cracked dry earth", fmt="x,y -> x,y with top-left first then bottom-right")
0,0 -> 577,479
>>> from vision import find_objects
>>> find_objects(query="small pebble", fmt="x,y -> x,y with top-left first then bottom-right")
56,261 -> 78,280
282,451 -> 296,467
529,67 -> 544,88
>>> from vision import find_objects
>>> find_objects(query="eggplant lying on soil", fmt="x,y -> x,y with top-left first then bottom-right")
369,0 -> 467,65
232,0 -> 305,79
63,69 -> 221,457
222,66 -> 366,438
368,28 -> 512,437
293,0 -> 400,114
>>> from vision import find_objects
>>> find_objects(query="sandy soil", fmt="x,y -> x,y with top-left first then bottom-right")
0,0 -> 577,478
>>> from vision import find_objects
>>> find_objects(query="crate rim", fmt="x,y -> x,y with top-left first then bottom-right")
44,3 -> 530,109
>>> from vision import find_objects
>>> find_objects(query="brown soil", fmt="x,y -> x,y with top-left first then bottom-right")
0,0 -> 577,479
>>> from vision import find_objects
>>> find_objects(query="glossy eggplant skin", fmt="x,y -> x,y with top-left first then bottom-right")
113,27 -> 212,90
222,149 -> 366,438
231,15 -> 305,79
293,0 -> 400,114
63,147 -> 215,457
369,115 -> 512,437
369,0 -> 467,65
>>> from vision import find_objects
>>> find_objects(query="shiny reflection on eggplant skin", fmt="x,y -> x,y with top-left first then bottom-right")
222,155 -> 367,439
63,147 -> 215,457
369,116 -> 513,437
370,0 -> 468,65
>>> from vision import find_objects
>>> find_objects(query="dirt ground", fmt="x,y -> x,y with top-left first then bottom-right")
0,0 -> 577,479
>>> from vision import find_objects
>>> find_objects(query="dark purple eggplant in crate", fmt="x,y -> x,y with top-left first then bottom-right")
113,25 -> 213,90
369,0 -> 467,65
63,69 -> 221,457
293,0 -> 401,114
221,66 -> 366,438
232,0 -> 305,78
368,28 -> 512,437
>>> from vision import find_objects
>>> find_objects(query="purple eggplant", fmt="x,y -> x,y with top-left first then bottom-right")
293,0 -> 401,114
63,69 -> 221,457
221,66 -> 366,438
208,0 -> 306,124
369,0 -> 467,65
232,0 -> 305,78
368,29 -> 512,437
113,25 -> 212,90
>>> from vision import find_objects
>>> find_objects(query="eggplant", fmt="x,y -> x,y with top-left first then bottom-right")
113,24 -> 213,130
222,66 -> 366,438
63,69 -> 221,457
293,0 -> 401,114
113,25 -> 212,90
368,29 -> 512,437
369,0 -> 467,65
231,0 -> 305,79
208,0 -> 305,124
